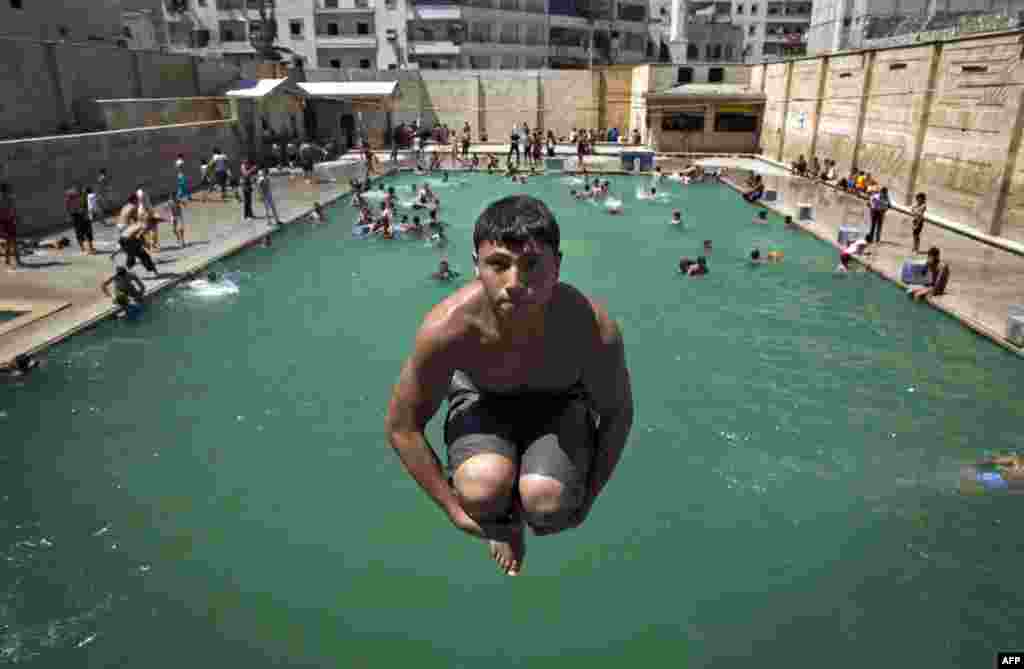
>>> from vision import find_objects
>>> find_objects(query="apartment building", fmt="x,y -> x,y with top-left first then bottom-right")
714,0 -> 810,61
647,0 -> 806,64
0,0 -> 126,43
406,0 -> 652,69
807,0 -> 1024,54
154,0 -> 652,69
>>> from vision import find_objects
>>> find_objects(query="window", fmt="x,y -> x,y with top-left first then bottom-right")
388,63 -> 398,69
662,112 -> 705,132
327,22 -> 339,35
325,0 -> 338,6
677,67 -> 693,84
705,44 -> 713,59
290,19 -> 304,37
687,43 -> 698,59
713,44 -> 722,59
10,0 -> 23,9
725,44 -> 733,59
708,67 -> 724,82
618,3 -> 645,21
715,112 -> 757,132
359,58 -> 371,68
330,58 -> 341,67
386,0 -> 396,7
357,22 -> 370,35
735,3 -> 742,12
750,3 -> 757,12
198,0 -> 207,5
748,25 -> 756,35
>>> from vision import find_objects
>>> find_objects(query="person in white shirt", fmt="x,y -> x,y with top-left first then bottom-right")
86,187 -> 102,224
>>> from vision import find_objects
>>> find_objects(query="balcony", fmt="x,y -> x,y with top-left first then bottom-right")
317,0 -> 375,12
316,34 -> 379,47
409,40 -> 463,55
411,4 -> 463,20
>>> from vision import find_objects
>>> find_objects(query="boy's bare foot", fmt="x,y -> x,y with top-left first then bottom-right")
489,523 -> 525,576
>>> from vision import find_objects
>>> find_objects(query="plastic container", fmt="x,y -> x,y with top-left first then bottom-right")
1007,305 -> 1024,347
837,226 -> 863,246
900,259 -> 930,285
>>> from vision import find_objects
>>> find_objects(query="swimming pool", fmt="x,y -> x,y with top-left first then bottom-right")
1,173 -> 1021,667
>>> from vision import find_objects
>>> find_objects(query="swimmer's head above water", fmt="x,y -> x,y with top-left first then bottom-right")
207,271 -> 219,282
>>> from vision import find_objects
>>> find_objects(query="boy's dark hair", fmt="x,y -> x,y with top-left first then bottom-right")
413,216 -> 420,223
751,249 -> 761,260
473,195 -> 560,253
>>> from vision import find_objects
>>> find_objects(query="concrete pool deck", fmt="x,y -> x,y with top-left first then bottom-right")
0,172 -> 353,367
2,151 -> 1021,367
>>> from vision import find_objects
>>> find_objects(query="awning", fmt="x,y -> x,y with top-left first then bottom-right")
296,81 -> 400,101
225,78 -> 309,98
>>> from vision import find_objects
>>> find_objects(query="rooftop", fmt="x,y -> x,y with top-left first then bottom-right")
647,83 -> 766,100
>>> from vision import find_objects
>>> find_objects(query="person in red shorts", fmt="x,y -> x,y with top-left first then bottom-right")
0,183 -> 18,269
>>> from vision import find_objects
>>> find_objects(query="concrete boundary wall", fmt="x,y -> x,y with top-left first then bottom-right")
0,37 -> 242,140
0,120 -> 244,238
752,29 -> 1024,244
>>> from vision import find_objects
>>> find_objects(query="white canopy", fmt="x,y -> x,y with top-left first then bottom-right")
296,81 -> 400,100
225,79 -> 308,98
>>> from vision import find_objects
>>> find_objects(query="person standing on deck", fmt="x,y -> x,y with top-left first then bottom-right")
0,183 -> 19,269
386,194 -> 635,577
258,169 -> 281,225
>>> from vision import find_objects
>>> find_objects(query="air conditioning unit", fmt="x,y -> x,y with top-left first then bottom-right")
386,28 -> 398,40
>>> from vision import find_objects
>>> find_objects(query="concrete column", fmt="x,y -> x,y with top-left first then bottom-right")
478,73 -> 487,139
989,87 -> 1024,236
904,43 -> 942,206
830,0 -> 849,52
775,61 -> 795,161
43,42 -> 71,130
130,52 -> 144,98
191,56 -> 202,96
808,56 -> 829,160
850,50 -> 875,170
536,71 -> 544,130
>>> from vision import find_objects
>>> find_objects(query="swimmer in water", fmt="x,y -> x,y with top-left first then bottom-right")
678,256 -> 694,274
703,240 -> 713,255
2,353 -> 38,379
670,210 -> 681,226
750,249 -> 764,265
687,256 -> 708,276
431,259 -> 460,281
753,210 -> 768,224
960,454 -> 1024,495
386,194 -> 635,577
784,215 -> 798,229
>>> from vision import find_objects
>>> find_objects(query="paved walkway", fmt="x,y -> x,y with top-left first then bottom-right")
0,172 -> 352,367
714,168 -> 1024,356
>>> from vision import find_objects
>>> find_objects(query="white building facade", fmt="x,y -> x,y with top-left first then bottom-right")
649,0 -> 809,63
154,0 -> 652,69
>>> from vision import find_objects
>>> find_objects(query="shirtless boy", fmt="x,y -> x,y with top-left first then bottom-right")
385,194 -> 634,576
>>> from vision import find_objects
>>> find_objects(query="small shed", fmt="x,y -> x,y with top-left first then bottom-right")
225,78 -> 311,148
297,81 -> 401,150
644,83 -> 766,154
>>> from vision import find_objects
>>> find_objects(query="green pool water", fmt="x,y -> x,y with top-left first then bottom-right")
1,173 -> 1021,667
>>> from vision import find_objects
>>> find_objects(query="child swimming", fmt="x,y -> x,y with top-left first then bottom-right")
670,210 -> 681,226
